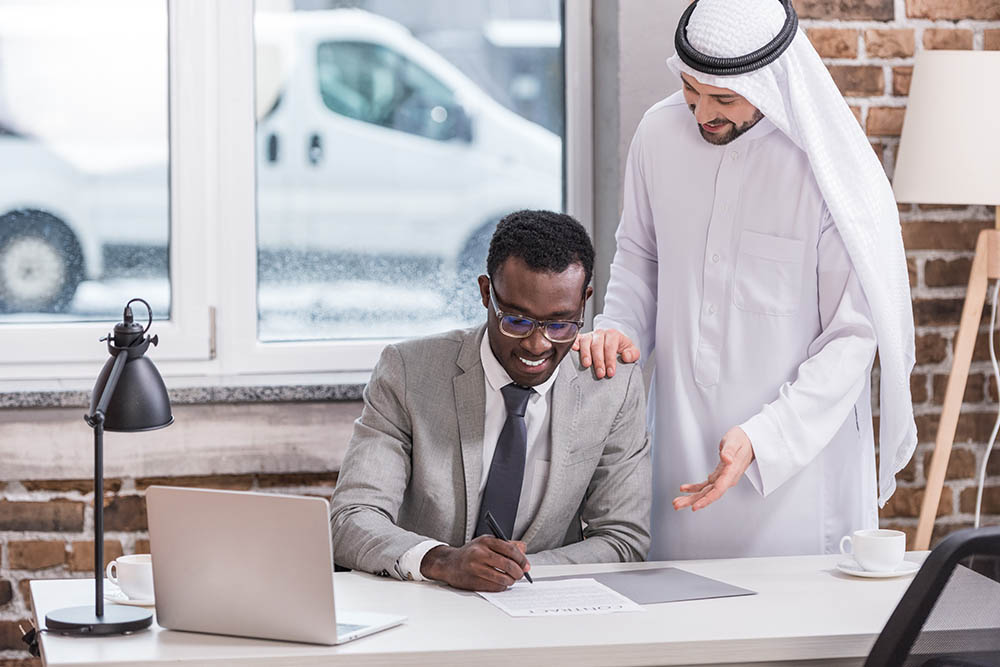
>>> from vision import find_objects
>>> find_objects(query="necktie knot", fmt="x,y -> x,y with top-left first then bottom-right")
501,383 -> 533,418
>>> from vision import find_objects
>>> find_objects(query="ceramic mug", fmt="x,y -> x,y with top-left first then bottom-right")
839,529 -> 905,572
106,554 -> 154,600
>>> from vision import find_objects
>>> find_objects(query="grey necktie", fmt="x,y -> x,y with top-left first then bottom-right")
476,383 -> 533,539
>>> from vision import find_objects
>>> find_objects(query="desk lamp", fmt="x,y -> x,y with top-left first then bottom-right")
892,50 -> 1000,550
45,298 -> 173,635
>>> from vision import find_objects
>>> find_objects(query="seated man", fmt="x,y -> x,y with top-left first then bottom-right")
330,210 -> 651,592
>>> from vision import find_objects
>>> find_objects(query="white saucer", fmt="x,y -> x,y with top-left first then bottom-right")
836,559 -> 920,579
103,581 -> 155,607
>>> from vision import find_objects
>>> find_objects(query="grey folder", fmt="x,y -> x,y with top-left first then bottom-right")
539,567 -> 756,605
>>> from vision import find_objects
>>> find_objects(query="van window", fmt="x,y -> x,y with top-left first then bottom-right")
317,40 -> 462,141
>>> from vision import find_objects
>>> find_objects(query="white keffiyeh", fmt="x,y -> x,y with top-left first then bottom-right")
667,0 -> 917,506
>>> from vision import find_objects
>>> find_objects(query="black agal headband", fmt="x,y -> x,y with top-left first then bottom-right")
675,0 -> 798,76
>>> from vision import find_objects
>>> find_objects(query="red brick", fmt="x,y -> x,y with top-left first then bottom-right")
902,219 -> 994,251
986,30 -> 1000,51
911,373 -> 928,403
989,448 -> 1000,476
134,474 -> 254,491
866,106 -> 905,136
907,0 -> 1000,19
990,375 -> 997,402
864,29 -> 915,57
828,65 -> 884,96
0,501 -> 84,532
915,412 -> 1000,444
17,581 -> 31,610
21,479 -> 122,494
933,373 -> 984,404
912,298 -> 963,327
871,141 -> 886,168
7,541 -> 65,570
892,66 -> 912,96
0,579 -> 11,606
103,495 -> 147,531
880,485 -> 952,518
923,29 -> 974,50
960,485 -> 1000,513
67,540 -> 123,572
256,472 -> 338,487
0,619 -> 34,650
808,28 -> 859,58
924,257 -> 972,287
923,447 -> 978,480
907,256 -> 917,287
915,333 -> 947,364
918,204 -> 971,211
795,0 -> 894,20
134,539 -> 151,554
896,455 -> 918,482
849,105 -> 863,127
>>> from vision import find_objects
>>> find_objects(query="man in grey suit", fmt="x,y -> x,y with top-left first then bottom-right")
330,210 -> 651,592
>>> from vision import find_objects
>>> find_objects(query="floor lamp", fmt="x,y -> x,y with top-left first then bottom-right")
892,50 -> 1000,550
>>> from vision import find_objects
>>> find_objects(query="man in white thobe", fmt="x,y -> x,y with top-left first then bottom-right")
578,0 -> 917,559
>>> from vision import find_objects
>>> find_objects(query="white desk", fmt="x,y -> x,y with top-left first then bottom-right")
31,553 -> 928,667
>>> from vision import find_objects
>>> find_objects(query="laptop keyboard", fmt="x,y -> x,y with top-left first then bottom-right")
337,623 -> 366,635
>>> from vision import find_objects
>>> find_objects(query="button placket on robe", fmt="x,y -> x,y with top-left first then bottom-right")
695,145 -> 744,387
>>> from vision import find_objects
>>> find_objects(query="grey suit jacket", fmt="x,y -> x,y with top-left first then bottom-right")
329,325 -> 651,578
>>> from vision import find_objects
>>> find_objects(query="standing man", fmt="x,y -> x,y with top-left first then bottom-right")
331,210 -> 651,591
577,0 -> 916,559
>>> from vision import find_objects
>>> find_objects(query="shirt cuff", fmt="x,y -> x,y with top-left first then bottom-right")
395,540 -> 446,582
739,412 -> 783,497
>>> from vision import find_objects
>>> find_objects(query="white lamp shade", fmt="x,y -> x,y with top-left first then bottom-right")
893,50 -> 1000,206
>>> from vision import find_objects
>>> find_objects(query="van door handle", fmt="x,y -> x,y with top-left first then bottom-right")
308,134 -> 323,165
266,133 -> 279,163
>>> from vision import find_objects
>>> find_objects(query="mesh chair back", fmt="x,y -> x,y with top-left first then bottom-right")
865,526 -> 1000,667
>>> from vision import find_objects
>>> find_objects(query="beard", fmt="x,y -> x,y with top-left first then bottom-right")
692,108 -> 765,145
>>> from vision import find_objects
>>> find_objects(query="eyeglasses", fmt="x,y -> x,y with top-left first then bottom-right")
488,281 -> 584,344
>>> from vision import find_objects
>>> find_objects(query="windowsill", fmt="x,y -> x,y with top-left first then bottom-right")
0,372 -> 370,409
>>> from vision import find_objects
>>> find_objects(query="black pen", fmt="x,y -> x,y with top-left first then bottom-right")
484,510 -> 533,584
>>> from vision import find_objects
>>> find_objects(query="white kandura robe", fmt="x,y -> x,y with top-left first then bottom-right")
594,92 -> 879,560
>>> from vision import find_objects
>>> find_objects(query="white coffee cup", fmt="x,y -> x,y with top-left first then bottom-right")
106,554 -> 154,600
839,529 -> 906,572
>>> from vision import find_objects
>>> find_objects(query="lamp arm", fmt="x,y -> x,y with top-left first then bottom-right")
85,348 -> 127,618
88,349 -> 129,425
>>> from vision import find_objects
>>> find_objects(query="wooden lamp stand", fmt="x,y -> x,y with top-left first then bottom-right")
915,209 -> 1000,550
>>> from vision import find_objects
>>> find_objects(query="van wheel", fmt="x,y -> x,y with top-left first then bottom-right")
453,220 -> 499,321
0,211 -> 84,314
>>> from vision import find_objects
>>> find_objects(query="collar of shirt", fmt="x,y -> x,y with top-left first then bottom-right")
479,331 -> 559,399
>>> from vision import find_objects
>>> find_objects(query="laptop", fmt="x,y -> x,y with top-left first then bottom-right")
145,486 -> 405,645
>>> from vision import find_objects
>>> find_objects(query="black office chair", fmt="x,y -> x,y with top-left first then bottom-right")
865,526 -> 1000,667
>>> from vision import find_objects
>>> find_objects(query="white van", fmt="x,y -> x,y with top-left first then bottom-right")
0,9 -> 561,312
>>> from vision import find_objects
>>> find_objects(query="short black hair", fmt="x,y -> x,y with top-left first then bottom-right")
486,210 -> 594,295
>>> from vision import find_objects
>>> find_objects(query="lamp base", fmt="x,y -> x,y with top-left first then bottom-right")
45,605 -> 153,635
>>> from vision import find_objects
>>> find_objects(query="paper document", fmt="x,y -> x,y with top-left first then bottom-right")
478,578 -> 644,617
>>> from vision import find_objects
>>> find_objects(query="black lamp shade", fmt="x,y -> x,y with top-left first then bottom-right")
90,354 -> 173,432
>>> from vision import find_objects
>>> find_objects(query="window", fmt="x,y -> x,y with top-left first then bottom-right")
0,0 -> 591,379
318,41 -> 467,142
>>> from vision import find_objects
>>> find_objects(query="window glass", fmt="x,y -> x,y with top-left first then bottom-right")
0,0 -> 169,324
255,1 -> 564,342
317,41 -> 465,142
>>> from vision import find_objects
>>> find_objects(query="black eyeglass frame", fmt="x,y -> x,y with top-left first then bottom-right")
487,279 -> 585,344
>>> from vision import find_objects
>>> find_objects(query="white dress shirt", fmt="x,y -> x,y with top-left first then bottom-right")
395,333 -> 557,580
595,92 -> 879,560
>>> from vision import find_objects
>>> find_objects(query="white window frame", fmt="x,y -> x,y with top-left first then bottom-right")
0,0 -> 213,378
0,0 -> 592,381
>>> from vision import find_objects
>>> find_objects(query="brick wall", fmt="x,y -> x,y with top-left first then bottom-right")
794,0 -> 1000,543
0,473 -> 336,665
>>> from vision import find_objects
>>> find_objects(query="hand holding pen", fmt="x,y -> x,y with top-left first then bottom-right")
485,510 -> 533,584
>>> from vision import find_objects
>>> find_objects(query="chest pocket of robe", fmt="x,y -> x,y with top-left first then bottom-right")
733,231 -> 805,316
